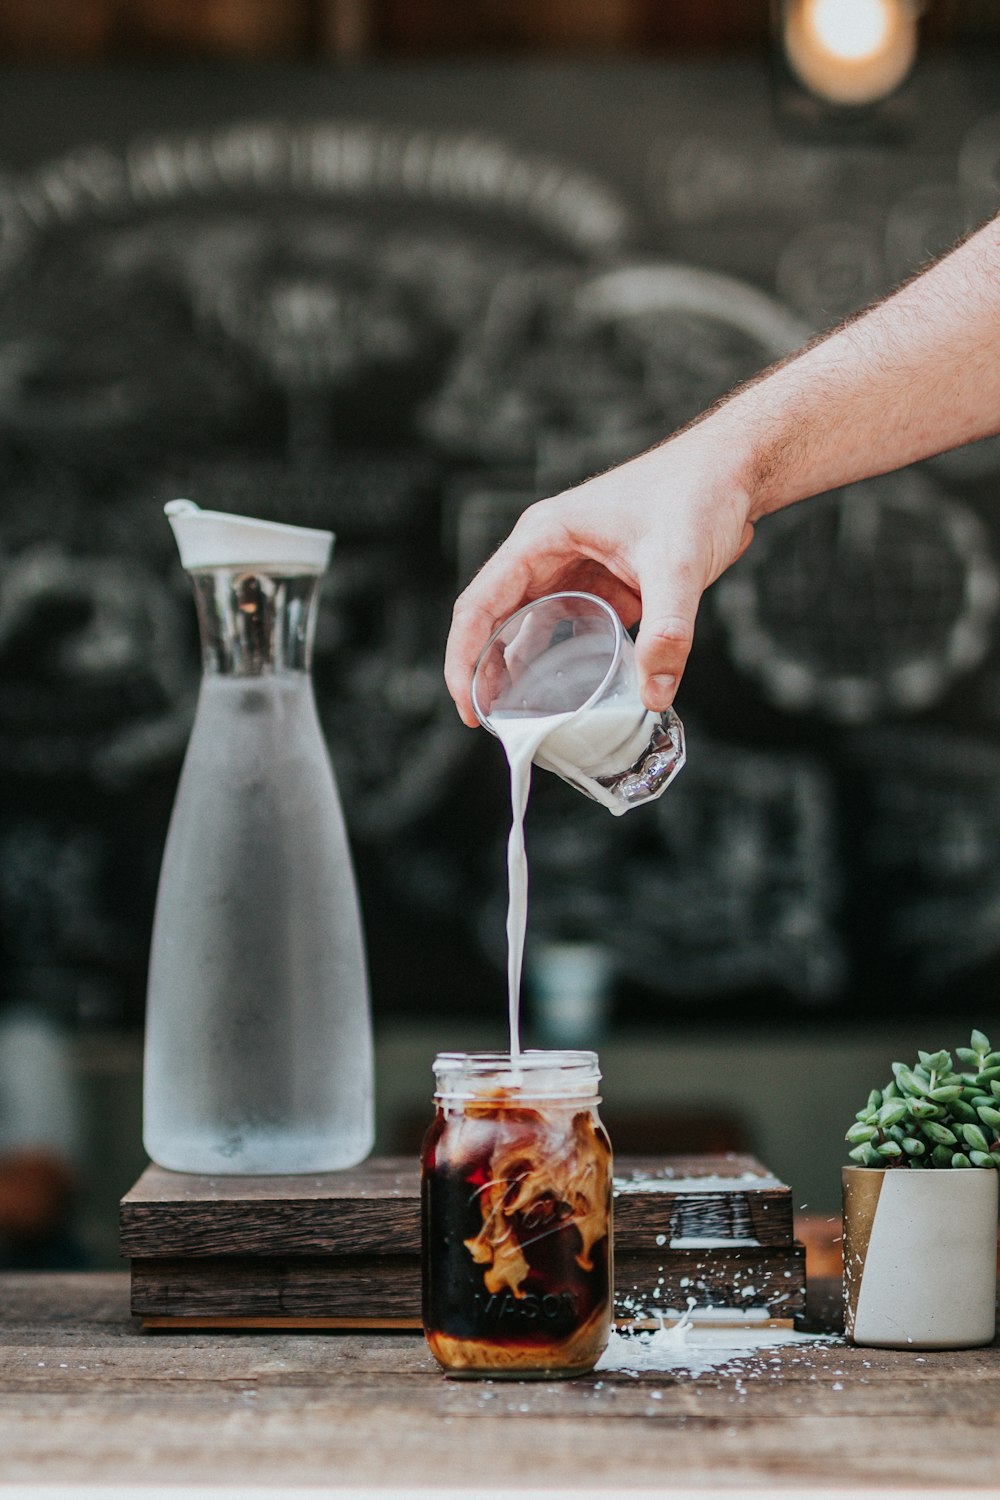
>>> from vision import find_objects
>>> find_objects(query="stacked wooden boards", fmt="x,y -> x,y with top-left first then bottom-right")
120,1153 -> 805,1328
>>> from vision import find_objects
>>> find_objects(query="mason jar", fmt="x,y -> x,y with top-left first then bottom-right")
421,1050 -> 613,1378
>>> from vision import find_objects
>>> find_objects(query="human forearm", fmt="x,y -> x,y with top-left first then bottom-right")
707,215 -> 1000,520
446,213 -> 1000,722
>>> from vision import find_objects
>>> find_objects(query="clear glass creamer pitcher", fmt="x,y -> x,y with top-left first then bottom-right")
143,501 -> 374,1174
471,591 -> 685,813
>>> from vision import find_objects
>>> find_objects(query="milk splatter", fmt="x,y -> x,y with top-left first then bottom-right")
598,1309 -> 840,1377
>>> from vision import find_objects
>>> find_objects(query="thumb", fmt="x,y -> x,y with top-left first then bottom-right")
633,565 -> 701,713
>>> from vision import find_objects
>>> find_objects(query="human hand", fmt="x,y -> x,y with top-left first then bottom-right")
445,430 -> 757,726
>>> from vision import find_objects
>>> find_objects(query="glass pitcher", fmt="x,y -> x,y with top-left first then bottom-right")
143,500 -> 373,1174
471,591 -> 685,813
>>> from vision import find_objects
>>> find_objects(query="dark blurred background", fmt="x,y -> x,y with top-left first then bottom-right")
0,0 -> 997,62
2,0 -> 1000,1258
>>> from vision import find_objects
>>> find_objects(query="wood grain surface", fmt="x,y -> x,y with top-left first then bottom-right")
119,1157 -> 424,1258
128,1243 -> 806,1324
617,1244 -> 806,1317
130,1254 -> 423,1319
120,1153 -> 792,1257
121,1153 -> 804,1326
1,1274 -> 1000,1491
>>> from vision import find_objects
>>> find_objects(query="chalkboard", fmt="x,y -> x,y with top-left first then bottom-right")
2,60 -> 1000,1029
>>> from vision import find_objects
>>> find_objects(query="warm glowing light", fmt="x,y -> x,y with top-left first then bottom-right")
783,0 -> 918,106
809,0 -> 892,62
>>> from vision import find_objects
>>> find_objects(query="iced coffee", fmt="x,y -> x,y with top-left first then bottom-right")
421,1050 -> 612,1378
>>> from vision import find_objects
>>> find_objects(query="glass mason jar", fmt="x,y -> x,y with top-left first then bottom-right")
421,1050 -> 613,1378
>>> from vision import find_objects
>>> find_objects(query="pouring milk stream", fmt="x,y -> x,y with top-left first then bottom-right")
495,705 -> 662,1057
472,593 -> 686,1062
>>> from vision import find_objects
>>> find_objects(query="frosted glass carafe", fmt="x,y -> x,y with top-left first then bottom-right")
143,500 -> 374,1174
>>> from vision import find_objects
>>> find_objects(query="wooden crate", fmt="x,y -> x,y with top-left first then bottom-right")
120,1154 -> 805,1328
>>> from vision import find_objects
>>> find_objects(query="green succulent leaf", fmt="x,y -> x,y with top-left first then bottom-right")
975,1067 -> 1000,1085
908,1099 -> 944,1120
922,1121 -> 958,1146
928,1085 -> 963,1102
961,1123 -> 991,1153
956,1048 -> 981,1067
882,1080 -> 899,1101
894,1066 -> 929,1097
950,1099 -> 978,1123
970,1151 -> 995,1168
951,1152 -> 973,1169
931,1145 -> 955,1167
919,1049 -> 952,1073
846,1122 -> 878,1144
971,1030 -> 992,1055
849,1143 -> 881,1167
902,1137 -> 926,1156
990,1080 -> 1000,1100
877,1099 -> 910,1128
866,1088 -> 883,1112
976,1105 -> 1000,1130
876,1140 -> 902,1159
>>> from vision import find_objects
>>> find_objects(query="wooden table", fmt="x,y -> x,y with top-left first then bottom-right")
0,1274 -> 998,1497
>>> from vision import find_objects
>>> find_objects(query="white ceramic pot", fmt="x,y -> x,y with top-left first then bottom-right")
842,1166 -> 998,1349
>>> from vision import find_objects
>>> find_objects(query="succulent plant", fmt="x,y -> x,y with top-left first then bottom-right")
846,1031 -> 1000,1169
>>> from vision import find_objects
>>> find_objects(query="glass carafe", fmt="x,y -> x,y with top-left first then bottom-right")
143,501 -> 373,1174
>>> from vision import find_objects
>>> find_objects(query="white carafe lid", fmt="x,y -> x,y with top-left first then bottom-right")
165,499 -> 334,571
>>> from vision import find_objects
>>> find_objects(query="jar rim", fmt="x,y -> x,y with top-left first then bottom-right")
432,1049 -> 601,1100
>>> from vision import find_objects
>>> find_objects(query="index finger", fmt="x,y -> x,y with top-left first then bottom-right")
444,535 -> 546,725
446,593 -> 521,727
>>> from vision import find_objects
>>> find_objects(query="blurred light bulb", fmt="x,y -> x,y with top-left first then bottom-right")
782,0 -> 918,107
811,0 -> 892,62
